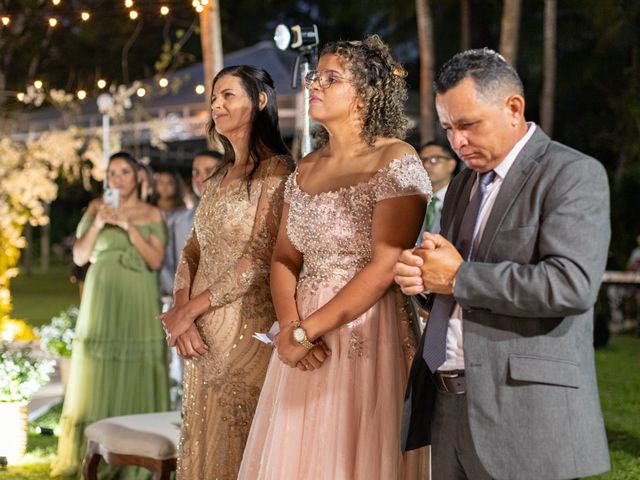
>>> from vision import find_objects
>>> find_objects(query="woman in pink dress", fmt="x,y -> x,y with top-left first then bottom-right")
238,35 -> 431,480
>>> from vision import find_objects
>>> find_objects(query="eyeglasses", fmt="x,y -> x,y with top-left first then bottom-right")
421,155 -> 453,165
304,70 -> 350,90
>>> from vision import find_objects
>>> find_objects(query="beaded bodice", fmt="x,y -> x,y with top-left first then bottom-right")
285,154 -> 431,285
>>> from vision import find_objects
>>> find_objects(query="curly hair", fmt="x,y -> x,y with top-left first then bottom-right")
316,35 -> 409,147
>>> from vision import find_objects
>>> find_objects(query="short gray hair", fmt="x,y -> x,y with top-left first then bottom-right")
434,48 -> 524,101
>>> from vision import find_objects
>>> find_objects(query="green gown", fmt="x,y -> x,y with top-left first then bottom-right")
51,213 -> 170,478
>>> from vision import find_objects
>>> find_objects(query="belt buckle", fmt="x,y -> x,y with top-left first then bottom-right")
437,371 -> 465,395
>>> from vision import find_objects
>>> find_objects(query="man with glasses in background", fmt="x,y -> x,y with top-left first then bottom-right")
417,140 -> 458,241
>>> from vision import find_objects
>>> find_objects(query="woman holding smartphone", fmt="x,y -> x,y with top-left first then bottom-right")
52,152 -> 170,478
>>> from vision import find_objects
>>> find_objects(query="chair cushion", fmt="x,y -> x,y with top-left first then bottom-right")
85,411 -> 181,460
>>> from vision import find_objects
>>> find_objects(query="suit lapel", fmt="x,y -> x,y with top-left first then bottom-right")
441,168 -> 475,243
474,127 -> 551,261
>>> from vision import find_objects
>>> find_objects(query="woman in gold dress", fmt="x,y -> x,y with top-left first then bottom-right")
159,65 -> 292,479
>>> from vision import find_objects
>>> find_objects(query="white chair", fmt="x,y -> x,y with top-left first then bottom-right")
82,411 -> 180,480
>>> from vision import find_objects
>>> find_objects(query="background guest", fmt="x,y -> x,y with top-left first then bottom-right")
417,140 -> 458,237
153,170 -> 186,214
52,151 -> 170,478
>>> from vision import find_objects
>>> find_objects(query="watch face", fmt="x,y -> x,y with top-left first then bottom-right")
293,327 -> 305,342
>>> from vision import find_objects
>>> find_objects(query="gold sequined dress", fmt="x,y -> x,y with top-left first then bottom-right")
174,155 -> 292,479
238,155 -> 431,480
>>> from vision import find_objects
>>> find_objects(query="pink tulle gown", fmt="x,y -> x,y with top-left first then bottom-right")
238,154 -> 431,480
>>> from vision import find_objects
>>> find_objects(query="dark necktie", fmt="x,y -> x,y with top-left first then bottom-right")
422,170 -> 496,372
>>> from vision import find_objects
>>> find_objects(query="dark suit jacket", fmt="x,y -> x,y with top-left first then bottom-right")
401,127 -> 611,480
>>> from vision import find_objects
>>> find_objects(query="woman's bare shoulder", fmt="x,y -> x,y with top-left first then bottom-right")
87,198 -> 103,214
376,139 -> 418,168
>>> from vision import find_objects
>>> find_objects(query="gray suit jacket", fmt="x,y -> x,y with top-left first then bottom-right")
402,128 -> 611,479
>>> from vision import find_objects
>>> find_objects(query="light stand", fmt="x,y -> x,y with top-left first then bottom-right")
274,24 -> 319,158
96,93 -> 114,189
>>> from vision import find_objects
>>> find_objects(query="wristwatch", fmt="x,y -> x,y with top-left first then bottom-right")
293,322 -> 316,350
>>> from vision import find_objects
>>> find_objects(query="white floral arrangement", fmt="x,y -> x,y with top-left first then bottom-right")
37,306 -> 79,358
0,342 -> 55,403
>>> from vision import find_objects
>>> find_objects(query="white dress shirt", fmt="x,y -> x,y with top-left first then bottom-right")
439,123 -> 537,371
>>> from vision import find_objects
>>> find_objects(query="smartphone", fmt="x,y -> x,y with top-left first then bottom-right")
103,188 -> 120,210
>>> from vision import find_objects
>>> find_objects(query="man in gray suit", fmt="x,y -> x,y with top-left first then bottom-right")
394,48 -> 610,479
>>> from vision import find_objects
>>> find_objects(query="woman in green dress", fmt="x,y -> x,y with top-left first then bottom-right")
52,152 -> 170,478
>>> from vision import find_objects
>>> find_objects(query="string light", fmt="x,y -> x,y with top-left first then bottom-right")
97,79 -> 107,89
160,5 -> 170,15
1,16 -> 10,26
136,87 -> 146,97
34,80 -> 44,89
195,84 -> 205,94
52,0 -> 61,5
17,93 -> 25,102
49,17 -> 58,27
158,77 -> 169,88
124,0 -> 134,8
195,5 -> 204,12
81,12 -> 90,21
77,90 -> 87,100
192,0 -> 200,7
201,0 -> 209,5
129,10 -> 138,20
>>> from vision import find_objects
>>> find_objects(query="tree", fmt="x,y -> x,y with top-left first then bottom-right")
499,0 -> 522,66
540,0 -> 556,135
460,0 -> 471,51
416,0 -> 435,142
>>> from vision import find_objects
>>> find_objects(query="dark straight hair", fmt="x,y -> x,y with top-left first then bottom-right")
206,65 -> 289,192
108,151 -> 139,172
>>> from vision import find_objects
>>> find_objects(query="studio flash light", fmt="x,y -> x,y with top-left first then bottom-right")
274,24 -> 319,51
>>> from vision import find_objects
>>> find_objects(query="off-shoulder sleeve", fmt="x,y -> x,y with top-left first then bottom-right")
205,155 -> 293,309
146,221 -> 167,246
373,154 -> 432,203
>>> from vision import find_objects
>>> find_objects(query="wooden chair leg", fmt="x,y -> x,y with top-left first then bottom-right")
156,459 -> 173,480
82,441 -> 102,480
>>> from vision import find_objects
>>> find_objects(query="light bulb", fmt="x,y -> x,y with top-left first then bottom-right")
124,0 -> 134,7
160,5 -> 169,15
159,78 -> 169,88
1,16 -> 10,26
77,90 -> 87,100
129,10 -> 138,20
136,87 -> 146,97
81,12 -> 90,21
49,17 -> 58,27
34,80 -> 44,89
17,92 -> 25,102
195,84 -> 205,94
97,79 -> 107,89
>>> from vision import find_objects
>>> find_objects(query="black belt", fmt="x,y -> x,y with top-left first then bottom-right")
435,370 -> 466,395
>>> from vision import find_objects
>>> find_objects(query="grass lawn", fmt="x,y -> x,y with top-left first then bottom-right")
10,263 -> 80,328
3,266 -> 639,478
589,334 -> 640,480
